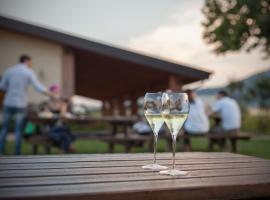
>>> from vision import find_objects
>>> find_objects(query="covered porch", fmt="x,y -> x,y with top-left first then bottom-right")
64,46 -> 211,116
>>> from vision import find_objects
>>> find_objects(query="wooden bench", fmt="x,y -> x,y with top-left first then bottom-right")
207,132 -> 251,152
159,132 -> 251,153
25,131 -> 154,154
25,134 -> 53,154
25,131 -> 251,154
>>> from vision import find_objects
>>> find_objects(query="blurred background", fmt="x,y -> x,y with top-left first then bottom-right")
0,0 -> 269,158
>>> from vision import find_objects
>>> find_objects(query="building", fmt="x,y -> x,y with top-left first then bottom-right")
0,16 -> 211,115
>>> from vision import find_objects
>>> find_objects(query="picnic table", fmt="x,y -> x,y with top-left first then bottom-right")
1,152 -> 270,200
25,115 -> 139,153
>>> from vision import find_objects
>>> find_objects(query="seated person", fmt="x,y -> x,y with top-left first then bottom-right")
44,85 -> 68,116
133,116 -> 166,136
133,120 -> 152,135
44,85 -> 76,153
183,89 -> 209,151
212,90 -> 241,132
210,90 -> 241,149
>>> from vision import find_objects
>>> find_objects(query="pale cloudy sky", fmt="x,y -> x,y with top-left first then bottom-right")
0,0 -> 269,88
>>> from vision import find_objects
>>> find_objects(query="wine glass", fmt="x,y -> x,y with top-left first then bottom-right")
160,92 -> 189,176
142,92 -> 168,171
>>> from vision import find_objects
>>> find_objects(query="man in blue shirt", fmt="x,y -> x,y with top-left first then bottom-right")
0,55 -> 50,155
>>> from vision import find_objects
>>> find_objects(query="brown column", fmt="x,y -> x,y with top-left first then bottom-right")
102,101 -> 111,116
62,48 -> 75,98
106,100 -> 114,116
102,102 -> 106,116
118,97 -> 126,116
131,96 -> 138,116
112,99 -> 119,116
168,75 -> 182,92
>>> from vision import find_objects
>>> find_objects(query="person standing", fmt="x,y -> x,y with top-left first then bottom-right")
0,55 -> 50,155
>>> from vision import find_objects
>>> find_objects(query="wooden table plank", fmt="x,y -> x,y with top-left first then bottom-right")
0,157 -> 264,170
0,152 -> 250,163
1,161 -> 269,175
1,162 -> 270,180
1,174 -> 270,200
0,153 -> 270,200
1,162 -> 270,178
1,167 -> 270,188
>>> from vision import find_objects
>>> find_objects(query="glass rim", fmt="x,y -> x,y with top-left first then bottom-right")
145,92 -> 187,95
163,92 -> 188,96
145,92 -> 163,95
164,92 -> 187,94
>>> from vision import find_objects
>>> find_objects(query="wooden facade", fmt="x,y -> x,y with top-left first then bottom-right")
0,16 -> 211,116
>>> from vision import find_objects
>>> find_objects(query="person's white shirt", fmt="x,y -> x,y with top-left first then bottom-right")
212,96 -> 241,130
184,97 -> 209,134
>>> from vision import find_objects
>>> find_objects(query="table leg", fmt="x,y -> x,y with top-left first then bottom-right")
125,143 -> 132,153
32,144 -> 38,154
208,138 -> 214,151
123,125 -> 131,153
109,142 -> 114,153
230,139 -> 237,153
148,138 -> 154,152
167,137 -> 172,152
109,124 -> 117,153
219,138 -> 226,151
44,145 -> 51,154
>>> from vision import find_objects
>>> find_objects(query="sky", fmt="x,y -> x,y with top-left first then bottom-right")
0,0 -> 269,88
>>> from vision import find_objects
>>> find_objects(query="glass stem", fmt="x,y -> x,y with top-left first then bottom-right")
172,134 -> 177,169
153,134 -> 158,164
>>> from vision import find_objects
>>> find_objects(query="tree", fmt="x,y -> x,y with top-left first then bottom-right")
226,80 -> 248,113
246,76 -> 270,132
226,76 -> 270,133
202,0 -> 270,58
247,76 -> 270,111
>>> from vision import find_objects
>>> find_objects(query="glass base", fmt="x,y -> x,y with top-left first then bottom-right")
159,169 -> 188,176
142,164 -> 168,171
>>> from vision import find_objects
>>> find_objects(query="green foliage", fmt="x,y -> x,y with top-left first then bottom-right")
202,0 -> 270,58
246,75 -> 270,109
242,113 -> 270,134
226,80 -> 248,113
226,76 -> 270,134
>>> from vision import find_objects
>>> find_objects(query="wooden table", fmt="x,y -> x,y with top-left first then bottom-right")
0,153 -> 270,200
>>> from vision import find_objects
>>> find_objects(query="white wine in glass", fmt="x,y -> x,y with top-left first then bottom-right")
142,93 -> 168,171
144,113 -> 164,136
160,92 -> 189,176
162,113 -> 188,137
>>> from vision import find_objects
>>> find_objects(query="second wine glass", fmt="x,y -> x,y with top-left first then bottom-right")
160,92 -> 189,176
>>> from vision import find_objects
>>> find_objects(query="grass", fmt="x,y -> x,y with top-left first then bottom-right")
242,113 -> 270,134
4,136 -> 270,160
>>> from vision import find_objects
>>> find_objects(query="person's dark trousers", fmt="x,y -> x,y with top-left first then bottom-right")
48,126 -> 75,153
0,106 -> 26,155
